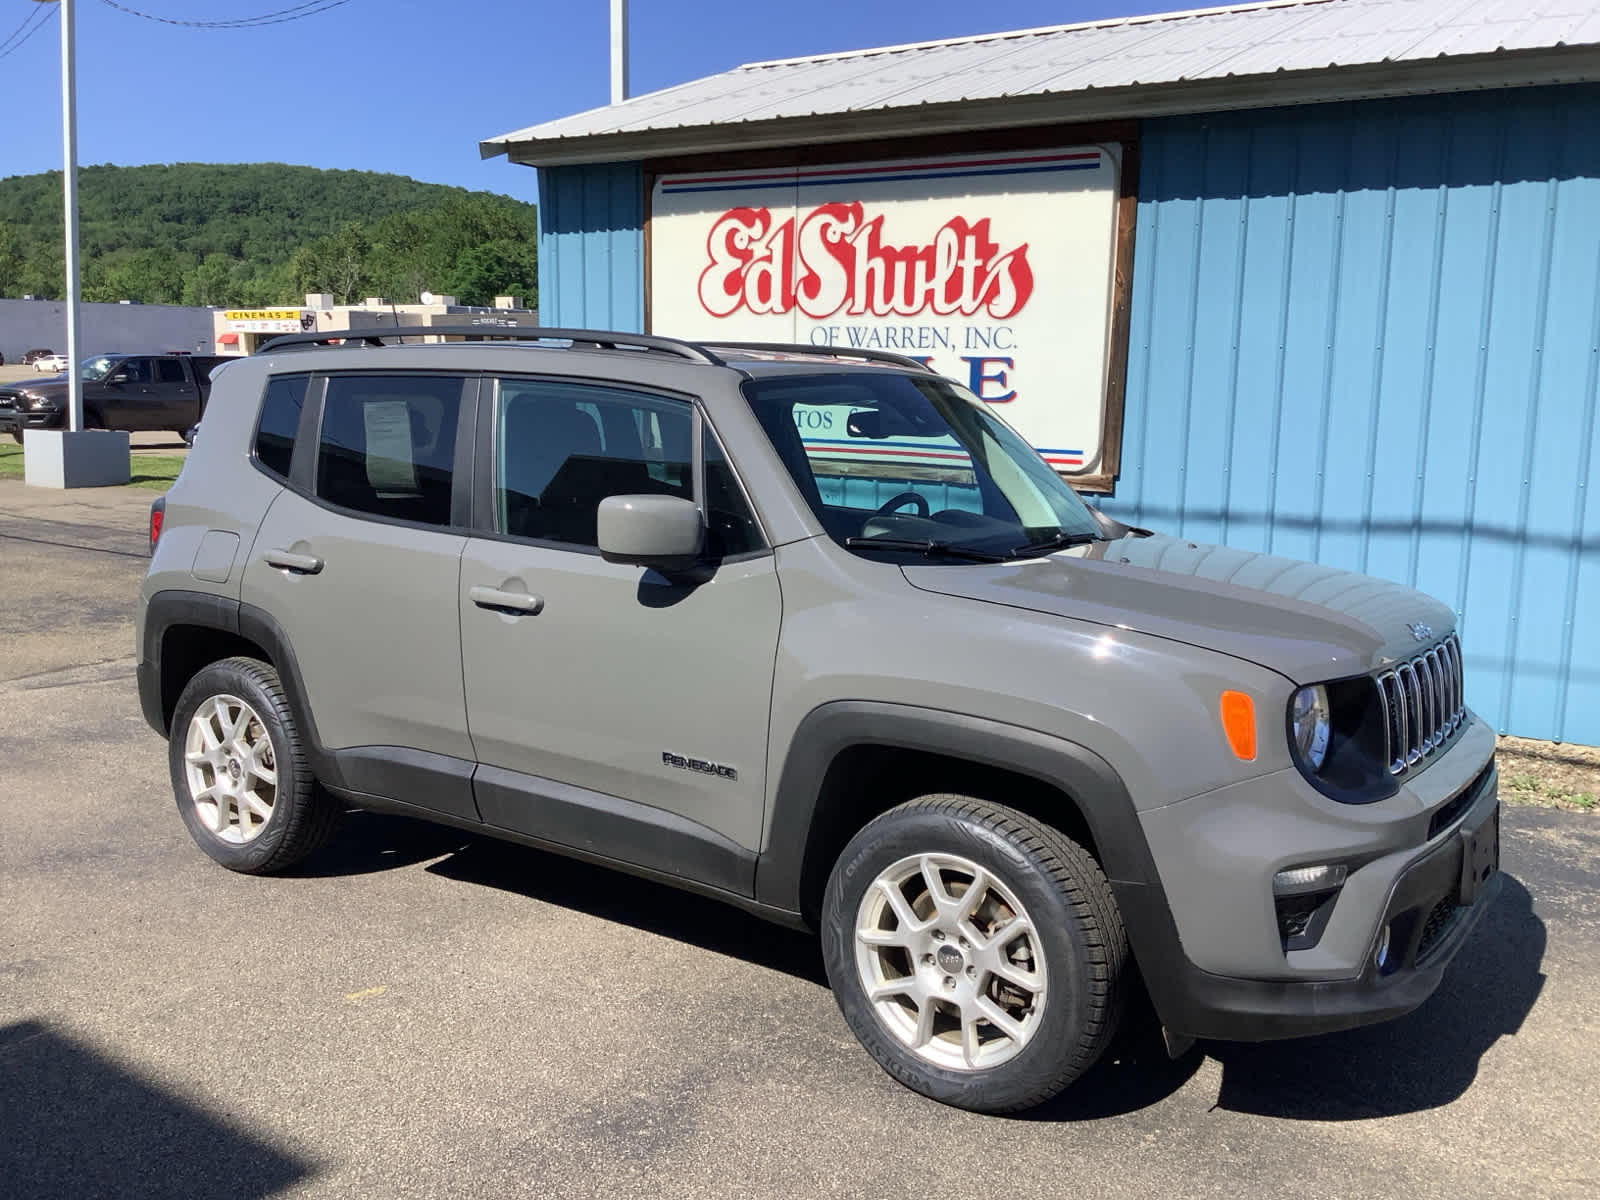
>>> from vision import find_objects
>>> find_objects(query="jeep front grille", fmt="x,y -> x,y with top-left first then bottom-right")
1376,634 -> 1464,776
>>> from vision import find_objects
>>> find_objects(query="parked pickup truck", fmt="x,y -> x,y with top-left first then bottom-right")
0,353 -> 231,443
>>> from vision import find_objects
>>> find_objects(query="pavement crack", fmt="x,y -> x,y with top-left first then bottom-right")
0,657 -> 137,693
0,529 -> 149,559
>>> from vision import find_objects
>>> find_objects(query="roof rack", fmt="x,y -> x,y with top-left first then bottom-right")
255,325 -> 726,365
706,341 -> 938,373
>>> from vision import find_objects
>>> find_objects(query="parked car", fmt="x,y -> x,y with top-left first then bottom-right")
137,326 -> 1501,1114
0,352 -> 232,441
32,352 -> 69,373
20,348 -> 57,367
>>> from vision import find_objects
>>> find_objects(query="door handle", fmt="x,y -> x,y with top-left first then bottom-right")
264,549 -> 324,575
470,585 -> 544,615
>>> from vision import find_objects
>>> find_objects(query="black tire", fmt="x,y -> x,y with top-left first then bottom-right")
168,656 -> 340,874
821,795 -> 1128,1113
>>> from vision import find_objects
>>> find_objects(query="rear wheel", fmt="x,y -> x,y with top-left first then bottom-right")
168,656 -> 340,874
822,795 -> 1128,1113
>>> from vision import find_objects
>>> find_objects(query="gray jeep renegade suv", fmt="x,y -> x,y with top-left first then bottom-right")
137,327 -> 1501,1113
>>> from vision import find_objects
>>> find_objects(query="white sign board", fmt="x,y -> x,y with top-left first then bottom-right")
650,147 -> 1122,476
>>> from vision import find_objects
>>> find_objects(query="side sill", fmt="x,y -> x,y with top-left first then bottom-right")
330,745 -> 479,823
474,764 -> 756,898
337,789 -> 807,932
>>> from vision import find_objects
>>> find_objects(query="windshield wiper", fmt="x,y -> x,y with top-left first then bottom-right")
1006,531 -> 1104,559
844,536 -> 1008,563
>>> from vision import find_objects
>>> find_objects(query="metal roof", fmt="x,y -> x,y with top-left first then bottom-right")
482,0 -> 1600,165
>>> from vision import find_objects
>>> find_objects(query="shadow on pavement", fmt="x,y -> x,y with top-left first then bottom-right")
1022,1016 -> 1207,1121
294,811 -> 826,983
287,808 -> 475,878
297,816 -> 1546,1122
1208,873 -> 1545,1119
426,833 -> 830,987
0,1020 -> 314,1199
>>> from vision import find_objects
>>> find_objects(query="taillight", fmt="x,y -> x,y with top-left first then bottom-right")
149,497 -> 165,554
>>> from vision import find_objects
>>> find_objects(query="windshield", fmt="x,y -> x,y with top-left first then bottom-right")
80,356 -> 119,381
742,371 -> 1102,561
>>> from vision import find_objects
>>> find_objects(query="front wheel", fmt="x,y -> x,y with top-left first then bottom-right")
822,795 -> 1128,1113
168,656 -> 341,874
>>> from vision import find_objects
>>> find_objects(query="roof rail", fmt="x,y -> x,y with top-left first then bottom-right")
255,325 -> 726,365
705,341 -> 938,373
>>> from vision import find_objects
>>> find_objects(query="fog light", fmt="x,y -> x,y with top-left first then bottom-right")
1273,863 -> 1348,951
1272,863 -> 1348,896
1374,924 -> 1392,971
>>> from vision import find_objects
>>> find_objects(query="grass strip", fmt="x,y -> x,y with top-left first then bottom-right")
0,442 -> 184,491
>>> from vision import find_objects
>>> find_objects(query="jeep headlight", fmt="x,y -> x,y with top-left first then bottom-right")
1286,677 -> 1395,803
1290,685 -> 1331,771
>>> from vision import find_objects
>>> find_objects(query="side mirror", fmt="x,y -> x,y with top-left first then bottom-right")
105,371 -> 128,385
597,495 -> 704,575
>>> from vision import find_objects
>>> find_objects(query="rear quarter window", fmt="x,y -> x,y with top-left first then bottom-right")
253,375 -> 309,480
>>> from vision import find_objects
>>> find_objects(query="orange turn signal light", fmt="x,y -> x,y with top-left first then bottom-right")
1219,690 -> 1257,761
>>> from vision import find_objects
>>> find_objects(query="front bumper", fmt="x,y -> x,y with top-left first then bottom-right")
1140,787 -> 1500,1041
1130,722 -> 1502,1042
0,407 -> 64,434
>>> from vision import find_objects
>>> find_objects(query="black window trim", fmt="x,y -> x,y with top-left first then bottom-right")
470,371 -> 773,564
248,371 -> 316,487
271,369 -> 479,536
700,422 -> 770,563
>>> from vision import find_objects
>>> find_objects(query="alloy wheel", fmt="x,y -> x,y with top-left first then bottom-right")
183,694 -> 278,845
853,852 -> 1047,1071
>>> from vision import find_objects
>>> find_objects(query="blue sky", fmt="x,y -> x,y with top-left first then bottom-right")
3,0 -> 1168,205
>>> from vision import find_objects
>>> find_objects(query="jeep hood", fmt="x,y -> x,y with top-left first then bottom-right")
901,533 -> 1454,683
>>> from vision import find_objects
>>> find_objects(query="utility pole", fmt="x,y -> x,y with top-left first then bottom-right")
610,0 -> 628,104
54,0 -> 81,433
27,0 -> 127,487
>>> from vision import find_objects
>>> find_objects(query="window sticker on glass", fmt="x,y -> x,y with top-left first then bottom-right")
363,400 -> 417,493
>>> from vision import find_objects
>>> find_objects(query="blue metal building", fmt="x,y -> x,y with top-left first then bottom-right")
482,0 -> 1600,745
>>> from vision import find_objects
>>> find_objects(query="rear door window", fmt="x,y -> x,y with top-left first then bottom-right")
156,359 -> 187,384
314,375 -> 464,527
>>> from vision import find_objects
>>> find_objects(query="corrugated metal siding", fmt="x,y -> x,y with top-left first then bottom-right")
486,0 -> 1600,152
536,163 -> 645,331
1105,84 -> 1600,744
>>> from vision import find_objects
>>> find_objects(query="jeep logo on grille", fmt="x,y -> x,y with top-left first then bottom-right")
1407,622 -> 1433,642
662,751 -> 738,782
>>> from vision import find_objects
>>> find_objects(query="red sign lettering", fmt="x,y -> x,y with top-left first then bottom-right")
697,203 -> 1034,321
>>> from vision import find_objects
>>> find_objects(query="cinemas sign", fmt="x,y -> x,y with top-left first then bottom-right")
649,146 -> 1124,480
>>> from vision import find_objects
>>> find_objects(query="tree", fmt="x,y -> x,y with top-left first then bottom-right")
445,239 -> 538,307
182,253 -> 234,307
0,223 -> 23,297
0,164 -> 538,309
81,249 -> 185,304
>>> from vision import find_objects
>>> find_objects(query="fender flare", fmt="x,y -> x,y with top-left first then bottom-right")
140,589 -> 336,783
752,701 -> 1194,1023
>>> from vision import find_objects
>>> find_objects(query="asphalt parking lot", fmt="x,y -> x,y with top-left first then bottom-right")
2,478 -> 1597,1199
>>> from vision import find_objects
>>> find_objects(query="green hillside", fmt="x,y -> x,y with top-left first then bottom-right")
0,163 -> 537,309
